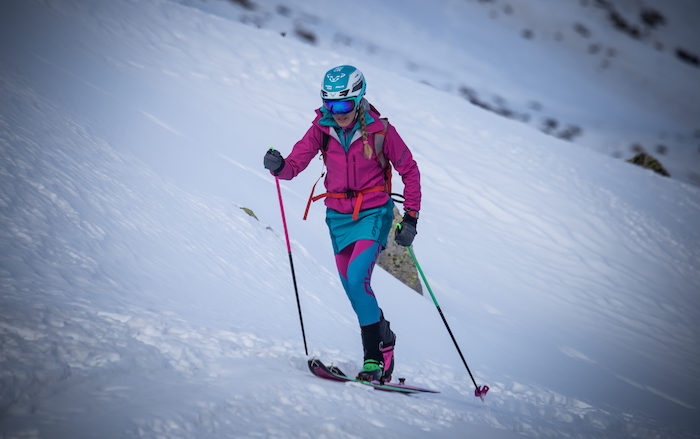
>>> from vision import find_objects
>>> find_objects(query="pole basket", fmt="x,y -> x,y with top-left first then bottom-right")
475,385 -> 490,401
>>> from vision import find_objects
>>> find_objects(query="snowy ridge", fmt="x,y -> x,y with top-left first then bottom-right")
1,0 -> 699,438
180,0 -> 700,186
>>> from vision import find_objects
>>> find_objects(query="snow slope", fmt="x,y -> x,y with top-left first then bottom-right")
1,0 -> 699,438
180,0 -> 700,185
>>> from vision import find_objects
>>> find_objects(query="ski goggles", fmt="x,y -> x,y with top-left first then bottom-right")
323,98 -> 356,115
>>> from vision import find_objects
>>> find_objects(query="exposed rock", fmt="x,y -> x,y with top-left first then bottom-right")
676,47 -> 700,68
240,207 -> 259,220
627,152 -> 670,177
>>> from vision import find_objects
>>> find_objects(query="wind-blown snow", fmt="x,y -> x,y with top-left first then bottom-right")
1,0 -> 699,438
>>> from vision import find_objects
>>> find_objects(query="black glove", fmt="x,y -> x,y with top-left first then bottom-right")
264,149 -> 285,175
394,212 -> 417,247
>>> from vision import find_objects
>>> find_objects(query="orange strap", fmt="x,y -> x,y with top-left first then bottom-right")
304,120 -> 390,221
304,185 -> 386,221
303,172 -> 325,220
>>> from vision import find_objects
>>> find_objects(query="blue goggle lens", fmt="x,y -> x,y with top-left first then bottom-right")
323,99 -> 356,115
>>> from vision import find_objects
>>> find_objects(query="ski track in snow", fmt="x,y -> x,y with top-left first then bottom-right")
1,0 -> 700,438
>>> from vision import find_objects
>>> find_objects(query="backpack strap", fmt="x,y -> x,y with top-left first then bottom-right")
303,129 -> 330,220
320,130 -> 330,164
374,118 -> 392,195
374,118 -> 389,169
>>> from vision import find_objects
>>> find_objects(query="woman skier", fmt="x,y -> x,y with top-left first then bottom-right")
264,65 -> 421,382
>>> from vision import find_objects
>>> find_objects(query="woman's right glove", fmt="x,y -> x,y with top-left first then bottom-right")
264,148 -> 285,175
394,211 -> 418,247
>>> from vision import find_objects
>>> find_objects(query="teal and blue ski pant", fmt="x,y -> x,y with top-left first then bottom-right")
334,239 -> 382,326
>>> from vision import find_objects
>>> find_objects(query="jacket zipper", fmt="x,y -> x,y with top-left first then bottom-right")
352,155 -> 357,188
342,127 -> 351,192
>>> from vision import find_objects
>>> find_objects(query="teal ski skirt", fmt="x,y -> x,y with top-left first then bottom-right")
325,199 -> 395,254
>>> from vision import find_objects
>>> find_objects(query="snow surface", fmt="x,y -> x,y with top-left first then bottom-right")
179,0 -> 700,186
1,0 -> 699,438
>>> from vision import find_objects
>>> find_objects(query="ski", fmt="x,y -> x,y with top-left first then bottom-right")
307,358 -> 439,394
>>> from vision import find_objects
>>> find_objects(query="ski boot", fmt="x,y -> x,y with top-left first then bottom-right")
357,359 -> 384,382
356,311 -> 396,383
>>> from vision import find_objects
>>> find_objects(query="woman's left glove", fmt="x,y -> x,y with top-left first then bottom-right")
395,211 -> 418,247
264,149 -> 285,175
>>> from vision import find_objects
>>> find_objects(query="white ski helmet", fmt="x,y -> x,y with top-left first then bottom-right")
320,65 -> 366,105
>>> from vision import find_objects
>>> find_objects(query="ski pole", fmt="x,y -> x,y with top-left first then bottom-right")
408,245 -> 489,401
274,169 -> 308,356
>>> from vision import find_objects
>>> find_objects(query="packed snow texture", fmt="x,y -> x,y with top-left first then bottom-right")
1,0 -> 699,438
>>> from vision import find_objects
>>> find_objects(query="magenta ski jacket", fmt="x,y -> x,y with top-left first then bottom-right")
275,104 -> 421,215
